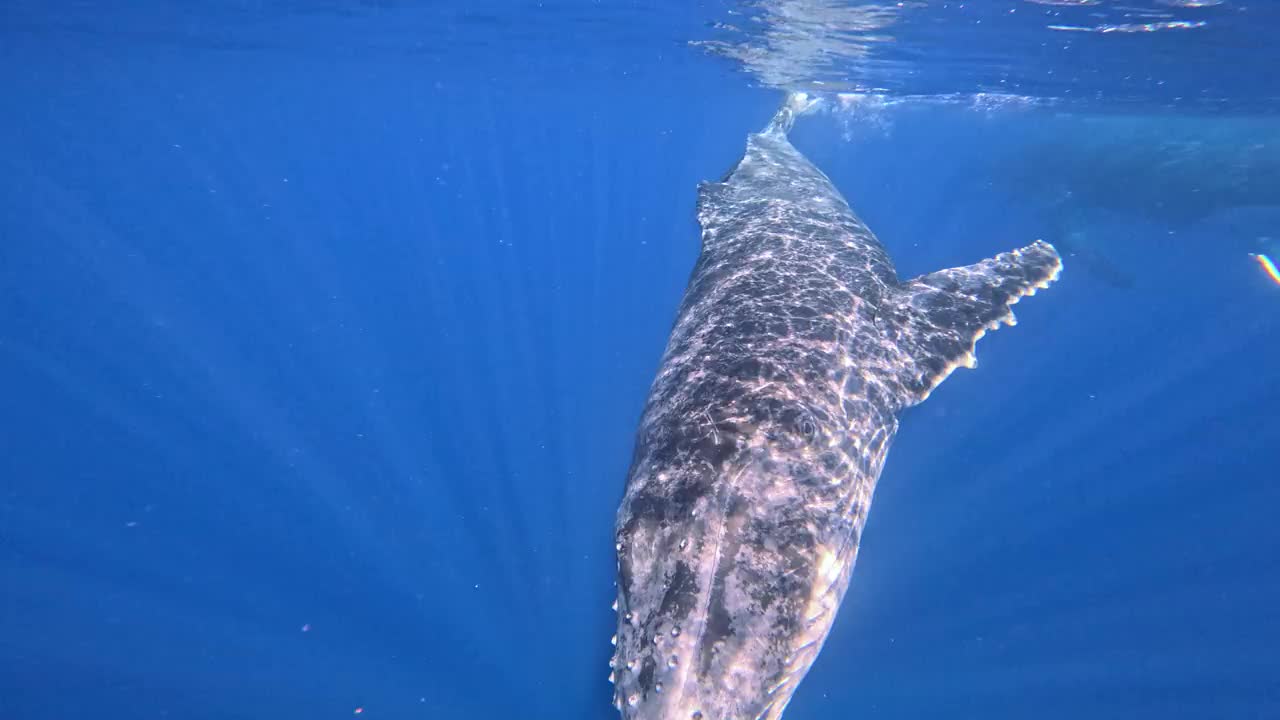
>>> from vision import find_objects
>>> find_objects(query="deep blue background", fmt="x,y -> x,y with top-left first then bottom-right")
2,3 -> 1278,719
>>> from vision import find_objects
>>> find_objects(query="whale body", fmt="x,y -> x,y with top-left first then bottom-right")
612,96 -> 1062,720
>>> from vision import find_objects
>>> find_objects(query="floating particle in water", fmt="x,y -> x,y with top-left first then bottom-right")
1251,253 -> 1280,286
353,708 -> 363,715
300,623 -> 311,632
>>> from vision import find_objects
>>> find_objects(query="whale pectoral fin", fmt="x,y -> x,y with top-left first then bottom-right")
890,239 -> 1063,403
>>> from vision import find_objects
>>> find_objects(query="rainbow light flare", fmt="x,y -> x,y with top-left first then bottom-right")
1252,253 -> 1280,287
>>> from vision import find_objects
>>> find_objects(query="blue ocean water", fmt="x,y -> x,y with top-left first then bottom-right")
1,2 -> 1278,719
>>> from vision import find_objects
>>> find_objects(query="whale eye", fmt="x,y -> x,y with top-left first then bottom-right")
779,406 -> 818,442
800,419 -> 816,439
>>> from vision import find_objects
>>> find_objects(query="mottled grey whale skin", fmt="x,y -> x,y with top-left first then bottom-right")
610,95 -> 1062,720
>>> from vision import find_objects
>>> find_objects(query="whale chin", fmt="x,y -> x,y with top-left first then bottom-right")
617,684 -> 787,720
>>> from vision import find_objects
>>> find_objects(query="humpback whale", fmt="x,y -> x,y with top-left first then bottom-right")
611,94 -> 1062,720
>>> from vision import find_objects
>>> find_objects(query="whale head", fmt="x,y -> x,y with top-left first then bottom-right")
611,397 -> 863,720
